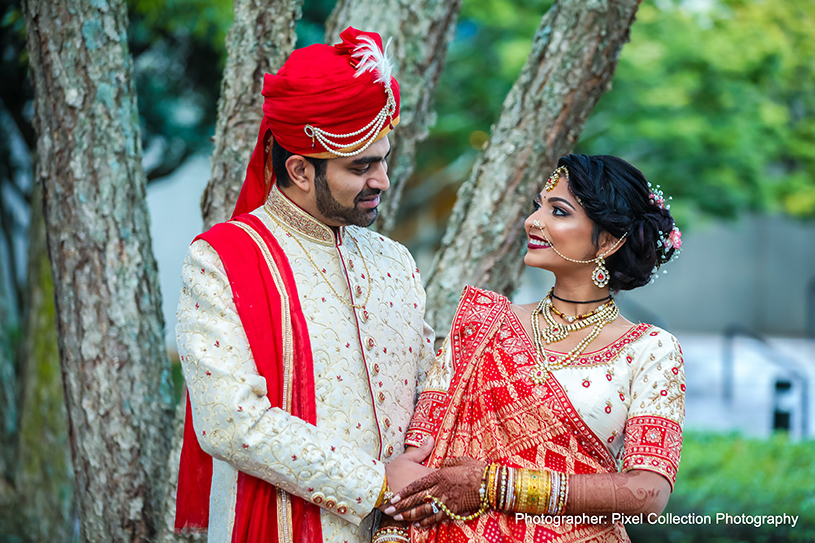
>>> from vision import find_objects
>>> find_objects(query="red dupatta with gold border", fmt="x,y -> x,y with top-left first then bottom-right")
175,213 -> 323,543
407,286 -> 629,543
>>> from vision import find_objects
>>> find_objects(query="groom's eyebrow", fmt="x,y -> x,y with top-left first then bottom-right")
351,146 -> 392,166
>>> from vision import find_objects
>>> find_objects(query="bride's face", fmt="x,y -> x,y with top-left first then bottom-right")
522,174 -> 599,273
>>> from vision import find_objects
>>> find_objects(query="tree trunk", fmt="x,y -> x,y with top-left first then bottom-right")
14,183 -> 75,542
424,0 -> 641,332
200,0 -> 303,229
23,0 -> 175,540
325,0 -> 462,235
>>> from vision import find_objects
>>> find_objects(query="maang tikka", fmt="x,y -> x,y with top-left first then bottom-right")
545,165 -> 568,192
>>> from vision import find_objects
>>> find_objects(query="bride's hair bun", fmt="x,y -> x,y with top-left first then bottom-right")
556,154 -> 681,291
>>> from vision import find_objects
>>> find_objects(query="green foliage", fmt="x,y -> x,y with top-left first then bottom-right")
127,0 -> 234,179
125,0 -> 334,179
406,0 -> 815,236
297,0 -> 333,46
128,0 -> 233,53
415,0 -> 555,174
578,0 -> 815,223
628,431 -> 815,542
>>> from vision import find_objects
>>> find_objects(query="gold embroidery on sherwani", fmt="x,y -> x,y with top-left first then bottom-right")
230,220 -> 295,543
230,221 -> 295,411
265,184 -> 334,244
178,240 -> 402,542
244,204 -> 435,543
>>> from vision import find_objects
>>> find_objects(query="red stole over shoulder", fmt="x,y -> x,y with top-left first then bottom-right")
175,213 -> 323,543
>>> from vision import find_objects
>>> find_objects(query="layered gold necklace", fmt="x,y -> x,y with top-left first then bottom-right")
529,291 -> 618,385
266,208 -> 372,309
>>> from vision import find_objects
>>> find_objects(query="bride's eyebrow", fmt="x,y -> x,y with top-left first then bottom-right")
548,196 -> 576,211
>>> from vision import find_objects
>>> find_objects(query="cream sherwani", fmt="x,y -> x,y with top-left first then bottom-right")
177,185 -> 435,542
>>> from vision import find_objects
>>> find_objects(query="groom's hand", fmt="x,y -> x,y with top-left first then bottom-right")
380,438 -> 436,511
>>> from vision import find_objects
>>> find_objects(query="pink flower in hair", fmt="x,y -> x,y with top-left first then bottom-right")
666,227 -> 682,250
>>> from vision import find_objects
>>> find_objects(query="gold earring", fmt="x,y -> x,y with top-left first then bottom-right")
590,232 -> 627,288
592,255 -> 610,288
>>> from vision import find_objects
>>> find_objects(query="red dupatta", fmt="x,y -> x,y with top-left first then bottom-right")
175,213 -> 323,543
407,287 -> 628,543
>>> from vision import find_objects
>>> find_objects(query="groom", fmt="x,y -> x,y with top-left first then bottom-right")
175,27 -> 436,543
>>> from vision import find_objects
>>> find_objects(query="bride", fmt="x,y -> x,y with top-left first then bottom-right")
377,154 -> 685,543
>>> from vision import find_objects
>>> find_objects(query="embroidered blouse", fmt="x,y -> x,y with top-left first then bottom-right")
406,289 -> 685,488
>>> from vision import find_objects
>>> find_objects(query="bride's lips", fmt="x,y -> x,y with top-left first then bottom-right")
527,233 -> 551,250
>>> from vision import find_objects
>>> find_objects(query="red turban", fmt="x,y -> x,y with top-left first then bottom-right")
232,27 -> 401,217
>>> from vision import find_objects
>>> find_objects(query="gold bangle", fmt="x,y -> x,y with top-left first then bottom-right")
517,469 -> 529,513
373,526 -> 409,543
479,463 -> 490,506
529,470 -> 542,514
537,470 -> 547,513
488,463 -> 499,508
557,473 -> 569,515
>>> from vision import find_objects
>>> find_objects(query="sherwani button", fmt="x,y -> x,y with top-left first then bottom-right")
366,337 -> 376,350
362,310 -> 370,322
383,417 -> 391,428
312,492 -> 325,504
378,392 -> 386,403
325,497 -> 337,509
372,363 -> 380,375
355,285 -> 363,296
337,503 -> 348,514
385,444 -> 394,457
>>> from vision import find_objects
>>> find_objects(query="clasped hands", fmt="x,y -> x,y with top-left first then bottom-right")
382,441 -> 487,529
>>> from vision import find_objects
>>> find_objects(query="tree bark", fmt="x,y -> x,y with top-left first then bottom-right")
424,0 -> 641,332
200,0 -> 303,229
23,0 -> 175,540
325,0 -> 462,235
14,183 -> 75,543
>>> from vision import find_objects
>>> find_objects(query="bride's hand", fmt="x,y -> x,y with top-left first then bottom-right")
383,457 -> 487,528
